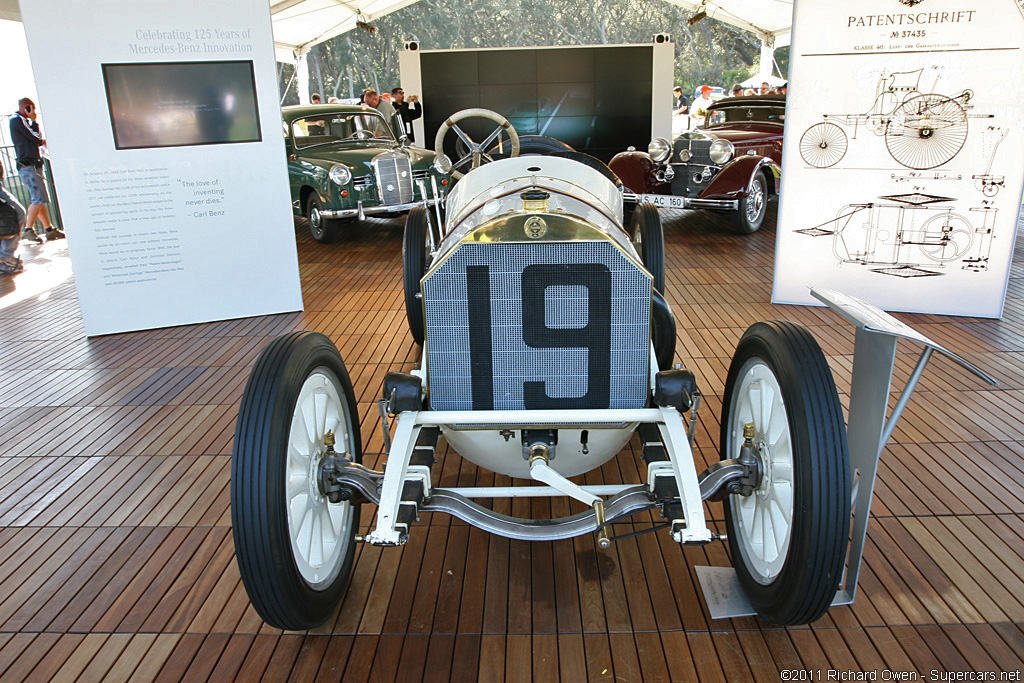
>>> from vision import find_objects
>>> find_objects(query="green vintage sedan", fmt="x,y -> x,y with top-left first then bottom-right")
283,104 -> 450,242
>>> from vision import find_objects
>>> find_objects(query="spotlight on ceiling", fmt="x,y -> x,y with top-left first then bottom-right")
687,10 -> 706,25
356,20 -> 376,33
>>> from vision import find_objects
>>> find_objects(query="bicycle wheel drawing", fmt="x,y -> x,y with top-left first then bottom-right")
885,94 -> 968,169
800,122 -> 848,168
918,213 -> 973,262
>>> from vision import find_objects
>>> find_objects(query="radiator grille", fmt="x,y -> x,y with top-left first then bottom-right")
670,164 -> 713,198
676,138 -> 713,166
424,241 -> 651,411
374,155 -> 414,204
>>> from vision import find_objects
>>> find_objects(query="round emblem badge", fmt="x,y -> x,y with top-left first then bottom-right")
524,216 -> 548,239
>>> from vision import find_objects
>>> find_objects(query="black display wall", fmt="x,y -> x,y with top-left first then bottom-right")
419,46 -> 653,163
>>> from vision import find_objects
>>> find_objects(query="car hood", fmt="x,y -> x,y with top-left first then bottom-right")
700,126 -> 782,144
298,144 -> 437,174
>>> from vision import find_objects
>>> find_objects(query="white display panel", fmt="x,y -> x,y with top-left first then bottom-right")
19,0 -> 302,335
774,1 -> 1024,318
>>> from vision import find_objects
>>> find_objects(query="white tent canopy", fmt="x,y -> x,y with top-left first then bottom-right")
271,0 -> 792,62
0,0 -> 792,62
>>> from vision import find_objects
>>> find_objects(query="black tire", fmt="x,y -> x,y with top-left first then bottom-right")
651,289 -> 677,371
630,203 -> 665,294
307,193 -> 342,243
731,171 -> 768,235
232,331 -> 362,630
720,321 -> 850,625
403,208 -> 429,345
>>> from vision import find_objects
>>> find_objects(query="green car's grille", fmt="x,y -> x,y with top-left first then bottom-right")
374,155 -> 414,204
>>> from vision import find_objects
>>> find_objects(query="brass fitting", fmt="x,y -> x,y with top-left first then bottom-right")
743,422 -> 755,444
594,500 -> 610,549
528,443 -> 550,464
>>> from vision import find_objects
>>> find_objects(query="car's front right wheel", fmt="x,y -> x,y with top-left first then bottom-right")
307,194 -> 342,243
630,203 -> 665,294
721,320 -> 850,625
731,171 -> 769,235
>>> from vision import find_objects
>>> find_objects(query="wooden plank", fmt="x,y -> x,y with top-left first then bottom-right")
49,634 -> 111,683
14,634 -> 85,683
477,634 -> 506,683
0,204 -> 1022,680
0,633 -> 58,683
685,632 -> 727,683
505,633 -> 532,683
103,634 -> 161,683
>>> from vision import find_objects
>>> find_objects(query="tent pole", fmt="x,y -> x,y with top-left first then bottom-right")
295,48 -> 310,104
758,37 -> 774,79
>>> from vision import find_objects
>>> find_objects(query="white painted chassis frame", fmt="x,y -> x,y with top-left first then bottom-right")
364,352 -> 712,547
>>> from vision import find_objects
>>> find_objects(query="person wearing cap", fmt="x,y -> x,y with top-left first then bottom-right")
690,85 -> 715,127
731,84 -> 744,97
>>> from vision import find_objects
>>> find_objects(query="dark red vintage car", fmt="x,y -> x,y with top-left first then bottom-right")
610,94 -> 785,234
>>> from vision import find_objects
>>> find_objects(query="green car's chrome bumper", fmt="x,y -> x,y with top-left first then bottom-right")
320,197 -> 444,220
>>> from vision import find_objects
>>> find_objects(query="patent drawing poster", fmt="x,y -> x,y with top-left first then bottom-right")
774,0 -> 1024,317
20,0 -> 302,335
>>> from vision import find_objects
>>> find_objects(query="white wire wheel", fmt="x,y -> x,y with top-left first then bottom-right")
232,331 -> 362,631
286,367 -> 357,587
721,321 -> 850,625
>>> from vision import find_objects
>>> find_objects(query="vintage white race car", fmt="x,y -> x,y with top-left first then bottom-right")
230,110 -> 978,632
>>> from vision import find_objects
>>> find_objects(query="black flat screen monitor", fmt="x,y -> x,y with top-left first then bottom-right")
102,60 -> 262,150
420,46 -> 652,162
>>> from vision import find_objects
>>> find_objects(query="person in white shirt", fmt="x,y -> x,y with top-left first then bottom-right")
690,85 -> 715,128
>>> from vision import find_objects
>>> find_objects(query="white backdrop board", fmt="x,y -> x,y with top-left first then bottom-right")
773,1 -> 1024,318
19,0 -> 302,336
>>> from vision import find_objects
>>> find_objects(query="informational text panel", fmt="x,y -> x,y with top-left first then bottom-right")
774,1 -> 1024,317
20,0 -> 302,335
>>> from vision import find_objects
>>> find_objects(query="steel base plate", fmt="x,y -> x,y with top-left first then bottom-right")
694,566 -> 757,620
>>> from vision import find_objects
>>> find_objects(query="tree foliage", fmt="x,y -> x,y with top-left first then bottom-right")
280,0 -> 779,105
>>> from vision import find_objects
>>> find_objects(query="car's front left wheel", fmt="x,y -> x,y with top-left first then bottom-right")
403,208 -> 430,345
721,321 -> 850,625
232,331 -> 362,630
307,194 -> 343,243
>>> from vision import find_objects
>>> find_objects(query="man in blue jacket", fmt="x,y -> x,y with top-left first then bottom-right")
10,98 -> 63,242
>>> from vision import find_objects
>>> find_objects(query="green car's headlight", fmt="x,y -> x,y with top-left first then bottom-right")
647,137 -> 671,164
329,164 -> 352,186
433,155 -> 452,174
709,139 -> 735,165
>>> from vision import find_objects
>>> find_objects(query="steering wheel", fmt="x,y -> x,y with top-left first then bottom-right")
350,129 -> 374,140
434,108 -> 520,179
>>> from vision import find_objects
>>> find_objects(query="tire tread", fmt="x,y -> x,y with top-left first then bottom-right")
722,320 -> 850,625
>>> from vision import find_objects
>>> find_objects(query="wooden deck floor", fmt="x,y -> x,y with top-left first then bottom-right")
1,203 -> 1023,682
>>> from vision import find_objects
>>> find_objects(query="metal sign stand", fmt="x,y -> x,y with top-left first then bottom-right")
697,288 -> 996,620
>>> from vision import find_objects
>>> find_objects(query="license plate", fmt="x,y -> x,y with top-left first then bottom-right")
641,194 -> 686,209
